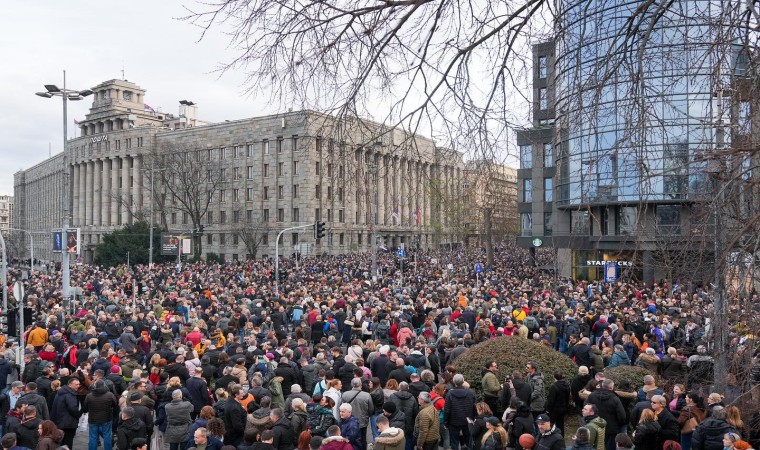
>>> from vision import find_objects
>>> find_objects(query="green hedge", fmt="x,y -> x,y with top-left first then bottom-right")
454,336 -> 579,399
604,365 -> 659,390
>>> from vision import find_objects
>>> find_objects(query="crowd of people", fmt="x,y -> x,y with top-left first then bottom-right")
0,243 -> 756,450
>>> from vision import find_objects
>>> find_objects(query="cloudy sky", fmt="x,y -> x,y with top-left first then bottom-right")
0,1 -> 275,195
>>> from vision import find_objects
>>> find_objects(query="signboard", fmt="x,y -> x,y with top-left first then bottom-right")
52,230 -> 63,253
474,263 -> 483,274
161,234 -> 181,256
604,261 -> 619,282
586,260 -> 633,267
12,282 -> 24,303
181,238 -> 192,255
65,228 -> 80,254
396,247 -> 406,258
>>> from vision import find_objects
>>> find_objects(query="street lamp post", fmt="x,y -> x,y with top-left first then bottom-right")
35,71 -> 93,300
144,164 -> 166,269
368,161 -> 378,282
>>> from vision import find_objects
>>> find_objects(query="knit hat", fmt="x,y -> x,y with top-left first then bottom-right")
110,366 -> 121,374
383,402 -> 397,414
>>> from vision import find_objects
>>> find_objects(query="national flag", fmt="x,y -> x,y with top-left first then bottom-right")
144,103 -> 156,113
414,207 -> 421,225
73,119 -> 80,125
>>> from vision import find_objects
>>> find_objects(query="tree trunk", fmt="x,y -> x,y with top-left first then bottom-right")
484,207 -> 494,267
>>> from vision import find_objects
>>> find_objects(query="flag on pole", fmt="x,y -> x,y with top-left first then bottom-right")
144,103 -> 156,112
414,207 -> 421,225
73,119 -> 80,125
391,207 -> 400,224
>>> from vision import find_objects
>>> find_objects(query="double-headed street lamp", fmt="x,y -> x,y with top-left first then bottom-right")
35,70 -> 93,299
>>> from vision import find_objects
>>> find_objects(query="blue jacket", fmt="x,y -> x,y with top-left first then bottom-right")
340,416 -> 361,450
607,351 -> 631,368
0,358 -> 12,390
187,435 -> 223,450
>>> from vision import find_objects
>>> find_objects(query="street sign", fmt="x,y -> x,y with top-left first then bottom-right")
474,263 -> 483,274
532,237 -> 543,247
397,247 -> 406,258
12,282 -> 24,303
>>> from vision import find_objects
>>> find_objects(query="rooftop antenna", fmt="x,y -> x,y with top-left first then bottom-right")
121,59 -> 125,80
49,142 -> 51,158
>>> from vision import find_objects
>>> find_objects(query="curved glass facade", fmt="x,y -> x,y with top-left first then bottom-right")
554,0 -> 741,206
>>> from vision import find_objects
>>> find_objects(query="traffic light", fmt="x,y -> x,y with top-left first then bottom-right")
316,221 -> 326,239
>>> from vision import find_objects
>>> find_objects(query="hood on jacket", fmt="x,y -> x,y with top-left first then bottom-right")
447,388 -> 473,400
322,436 -> 351,445
376,427 -> 405,445
121,417 -> 144,432
92,383 -> 111,396
587,416 -> 607,428
394,391 -> 415,401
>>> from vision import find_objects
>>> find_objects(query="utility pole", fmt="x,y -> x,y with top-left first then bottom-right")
275,223 -> 317,294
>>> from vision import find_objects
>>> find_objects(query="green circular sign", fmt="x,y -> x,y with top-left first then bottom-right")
532,238 -> 543,247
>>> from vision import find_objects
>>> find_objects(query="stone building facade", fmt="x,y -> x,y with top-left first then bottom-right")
15,79 -> 465,263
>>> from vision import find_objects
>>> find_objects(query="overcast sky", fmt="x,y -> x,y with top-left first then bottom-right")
0,1 -> 275,195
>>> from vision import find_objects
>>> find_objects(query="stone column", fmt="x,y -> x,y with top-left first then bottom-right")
376,153 -> 386,226
93,160 -> 102,226
78,162 -> 86,226
85,161 -> 94,226
120,156 -> 131,225
132,155 -> 142,220
110,158 -> 120,226
101,158 -> 111,226
72,164 -> 80,226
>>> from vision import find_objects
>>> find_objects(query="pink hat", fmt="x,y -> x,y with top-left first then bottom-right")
110,366 -> 120,374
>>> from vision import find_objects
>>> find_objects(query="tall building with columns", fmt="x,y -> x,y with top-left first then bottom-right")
15,79 -> 465,263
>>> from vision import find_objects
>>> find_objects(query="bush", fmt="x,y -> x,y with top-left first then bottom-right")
454,336 -> 579,399
604,365 -> 658,390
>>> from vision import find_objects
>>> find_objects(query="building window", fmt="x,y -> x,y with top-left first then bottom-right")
315,208 -> 321,221
278,185 -> 284,199
292,233 -> 299,245
220,190 -> 227,202
277,208 -> 285,222
293,161 -> 299,175
539,88 -> 548,110
293,184 -> 299,198
171,212 -> 177,225
521,213 -> 532,236
327,186 -> 333,200
125,138 -> 132,149
263,164 -> 269,177
656,205 -> 681,234
292,135 -> 299,152
183,212 -> 188,224
247,166 -> 254,179
538,55 -> 547,79
263,140 -> 269,154
327,209 -> 333,222
207,148 -> 215,160
522,179 -> 532,202
339,233 -> 345,245
233,210 -> 240,223
137,137 -> 143,147
544,212 -> 553,236
220,168 -> 228,180
739,101 -> 751,135
115,140 -> 121,150
339,209 -> 345,223
246,144 -> 254,157
263,187 -> 269,200
220,211 -> 227,224
234,146 -> 243,158
262,233 -> 268,245
246,188 -> 254,201
316,162 -> 321,176
220,147 -> 228,159
233,189 -> 240,202
315,185 -> 321,199
246,209 -> 253,221
207,234 -> 212,245
262,209 -> 269,222
220,233 -> 226,245
234,167 -> 241,180
278,162 -> 284,176
520,145 -> 532,169
338,187 -> 344,202
293,208 -> 300,221
207,212 -> 213,224
327,163 -> 333,177
277,138 -> 283,153
544,177 -> 553,202
544,143 -> 553,167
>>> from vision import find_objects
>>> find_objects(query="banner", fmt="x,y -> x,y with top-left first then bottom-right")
52,230 -> 62,253
65,228 -> 80,254
161,234 -> 181,256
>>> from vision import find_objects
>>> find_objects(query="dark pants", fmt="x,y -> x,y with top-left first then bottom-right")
170,443 -> 188,450
62,428 -> 77,449
484,395 -> 500,418
360,426 -> 368,450
449,425 -> 471,450
422,440 -> 439,450
553,413 -> 565,436
605,434 -> 617,450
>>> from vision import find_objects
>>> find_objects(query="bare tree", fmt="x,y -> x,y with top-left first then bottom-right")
149,145 -> 226,259
235,221 -> 271,260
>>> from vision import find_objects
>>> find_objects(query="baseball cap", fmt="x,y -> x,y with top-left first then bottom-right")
536,414 -> 551,423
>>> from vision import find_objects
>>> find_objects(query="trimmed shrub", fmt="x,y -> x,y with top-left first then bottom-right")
604,365 -> 659,390
454,336 -> 578,399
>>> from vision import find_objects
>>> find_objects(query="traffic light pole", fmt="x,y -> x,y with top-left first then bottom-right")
275,222 -> 319,295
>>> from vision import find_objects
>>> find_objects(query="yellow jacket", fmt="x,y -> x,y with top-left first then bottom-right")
27,327 -> 49,347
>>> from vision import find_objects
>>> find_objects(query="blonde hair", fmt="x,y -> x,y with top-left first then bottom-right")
639,409 -> 656,423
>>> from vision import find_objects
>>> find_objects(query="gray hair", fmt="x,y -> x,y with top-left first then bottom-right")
351,378 -> 362,389
171,389 -> 183,399
291,384 -> 302,393
453,374 -> 465,386
711,406 -> 726,420
339,403 -> 353,412
399,382 -> 409,392
601,379 -> 615,390
418,392 -> 432,404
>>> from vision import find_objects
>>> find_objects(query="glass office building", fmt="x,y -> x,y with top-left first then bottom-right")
516,0 -> 755,282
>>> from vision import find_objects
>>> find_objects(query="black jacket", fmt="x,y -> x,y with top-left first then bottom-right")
656,408 -> 681,446
370,355 -> 393,385
391,391 -> 418,435
35,377 -> 53,409
51,385 -> 82,429
107,373 -> 128,396
23,392 -> 49,420
272,417 -> 295,450
131,403 -> 154,436
84,382 -> 119,424
186,376 -> 211,412
691,417 -> 737,450
0,358 -> 12,390
587,389 -> 626,435
535,427 -> 565,450
546,379 -> 570,420
388,410 -> 406,430
224,400 -> 247,442
388,367 -> 412,384
444,387 -> 477,428
117,417 -> 147,450
274,365 -> 299,397
12,416 -> 42,449
633,420 -> 662,450
501,378 -> 532,411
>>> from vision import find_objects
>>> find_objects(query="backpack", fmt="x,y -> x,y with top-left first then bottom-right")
524,316 -> 539,332
375,323 -> 390,342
